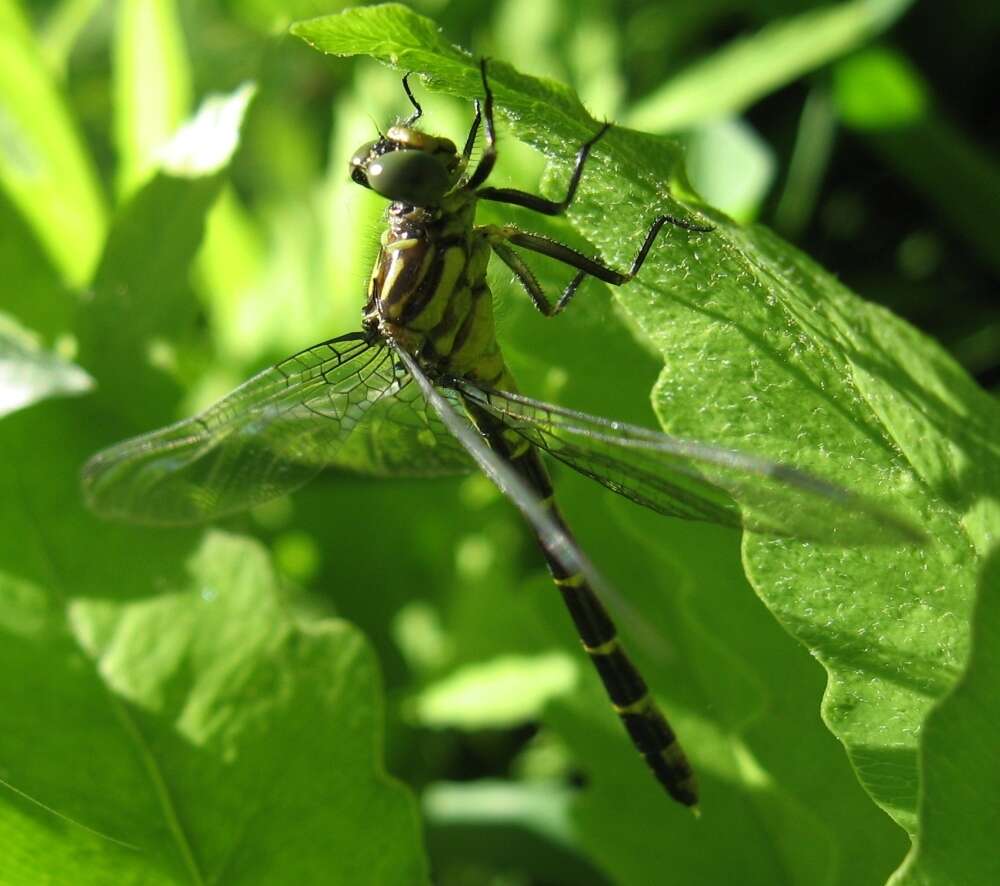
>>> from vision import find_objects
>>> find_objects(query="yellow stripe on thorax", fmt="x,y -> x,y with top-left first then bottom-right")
408,245 -> 468,332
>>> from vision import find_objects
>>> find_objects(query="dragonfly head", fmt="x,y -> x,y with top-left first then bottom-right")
350,127 -> 461,207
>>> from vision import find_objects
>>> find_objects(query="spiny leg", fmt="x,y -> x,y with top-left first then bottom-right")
489,213 -> 711,316
465,58 -> 499,189
400,72 -> 422,125
461,99 -> 483,170
476,121 -> 612,215
465,60 -> 612,214
465,58 -> 711,314
466,57 -> 614,205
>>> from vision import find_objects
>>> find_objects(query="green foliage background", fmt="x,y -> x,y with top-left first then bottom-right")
1,2 -> 998,884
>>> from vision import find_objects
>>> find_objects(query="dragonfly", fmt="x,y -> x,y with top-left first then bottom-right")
83,60 -> 919,811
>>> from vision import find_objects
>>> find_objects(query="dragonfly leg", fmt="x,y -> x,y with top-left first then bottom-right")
488,217 -> 709,315
400,72 -> 423,125
466,56 -> 611,201
465,59 -> 499,189
476,120 -> 612,214
461,99 -> 482,169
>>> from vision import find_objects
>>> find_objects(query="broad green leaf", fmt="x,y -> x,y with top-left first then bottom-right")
76,83 -> 256,429
889,549 -> 1000,886
0,0 -> 105,285
113,0 -> 193,199
0,312 -> 91,418
0,400 -> 427,884
0,462 -> 426,886
625,0 -> 915,132
292,1 -> 997,850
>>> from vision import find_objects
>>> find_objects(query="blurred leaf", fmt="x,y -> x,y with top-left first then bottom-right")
0,187 -> 73,339
76,83 -> 257,428
773,86 -> 838,237
0,0 -> 105,285
833,47 -> 927,128
39,0 -> 102,77
832,47 -> 1000,277
0,420 -> 428,885
424,779 -> 574,847
294,2 -> 997,850
411,652 -> 578,730
546,684 -> 838,886
423,781 -> 608,886
685,117 -> 775,221
0,312 -> 91,418
889,548 -> 1000,886
1,375 -> 428,884
228,0 -> 354,35
625,0 -> 915,132
158,82 -> 257,178
113,0 -> 192,199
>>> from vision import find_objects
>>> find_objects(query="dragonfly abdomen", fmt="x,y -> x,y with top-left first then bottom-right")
466,404 -> 699,808
547,522 -> 698,809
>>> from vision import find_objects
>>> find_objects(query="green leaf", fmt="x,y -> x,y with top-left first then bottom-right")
889,548 -> 1000,886
684,117 -> 775,221
0,0 -> 105,285
411,652 -> 578,730
0,312 -> 92,418
833,47 -> 928,129
293,1 -> 997,851
625,0 -> 915,132
0,187 -> 73,338
76,83 -> 257,429
0,399 -> 427,883
113,0 -> 193,199
832,47 -> 1000,278
39,0 -> 102,78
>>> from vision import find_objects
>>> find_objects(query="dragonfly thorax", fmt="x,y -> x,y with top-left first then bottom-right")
349,127 -> 463,207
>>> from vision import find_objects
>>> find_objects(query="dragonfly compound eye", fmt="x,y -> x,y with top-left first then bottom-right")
365,149 -> 452,206
349,140 -> 380,189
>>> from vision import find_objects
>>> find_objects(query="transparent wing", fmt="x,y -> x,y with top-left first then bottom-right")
329,373 -> 473,477
82,334 -> 403,524
392,346 -> 619,589
456,382 -> 922,544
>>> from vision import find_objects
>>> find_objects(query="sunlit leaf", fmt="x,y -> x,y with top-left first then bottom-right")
0,313 -> 91,418
0,0 -> 105,284
0,463 -> 428,884
294,0 -> 998,845
889,549 -> 1000,886
411,652 -> 578,730
76,83 -> 257,429
625,0 -> 915,132
113,0 -> 192,198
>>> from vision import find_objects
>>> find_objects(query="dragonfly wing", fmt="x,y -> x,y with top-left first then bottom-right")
83,334 -> 400,524
456,382 -> 922,544
392,346 -> 625,591
329,374 -> 474,477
